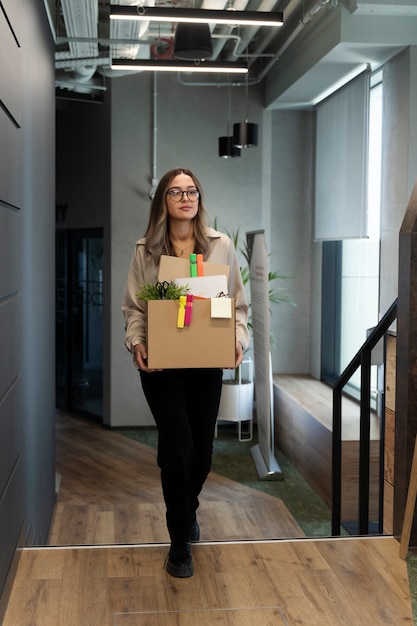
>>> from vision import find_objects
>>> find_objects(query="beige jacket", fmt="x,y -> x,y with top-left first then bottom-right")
122,227 -> 250,355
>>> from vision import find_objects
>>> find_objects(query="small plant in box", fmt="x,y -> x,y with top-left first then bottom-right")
136,280 -> 189,301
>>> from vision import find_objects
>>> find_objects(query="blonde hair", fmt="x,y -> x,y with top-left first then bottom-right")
144,168 -> 210,265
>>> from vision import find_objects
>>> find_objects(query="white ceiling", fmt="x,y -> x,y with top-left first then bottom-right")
266,0 -> 417,108
46,0 -> 417,108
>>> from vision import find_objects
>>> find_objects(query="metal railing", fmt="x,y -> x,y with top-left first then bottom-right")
331,299 -> 398,536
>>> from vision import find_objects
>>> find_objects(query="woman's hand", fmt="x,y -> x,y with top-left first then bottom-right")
235,341 -> 243,368
134,344 -> 162,373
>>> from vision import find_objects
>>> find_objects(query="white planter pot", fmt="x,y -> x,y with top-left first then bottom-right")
216,359 -> 254,441
217,380 -> 254,423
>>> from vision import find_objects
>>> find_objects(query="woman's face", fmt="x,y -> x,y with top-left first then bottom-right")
165,173 -> 199,224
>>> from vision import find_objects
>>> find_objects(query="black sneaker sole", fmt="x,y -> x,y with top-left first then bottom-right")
165,558 -> 194,578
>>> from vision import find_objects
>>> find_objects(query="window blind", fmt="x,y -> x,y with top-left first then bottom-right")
314,70 -> 370,241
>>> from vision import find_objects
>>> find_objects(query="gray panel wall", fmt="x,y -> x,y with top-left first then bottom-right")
0,0 -> 56,606
54,75 -> 310,427
55,75 -> 314,428
0,0 -> 25,598
108,73 -> 270,426
55,49 -> 417,429
380,46 -> 417,317
268,109 -> 314,374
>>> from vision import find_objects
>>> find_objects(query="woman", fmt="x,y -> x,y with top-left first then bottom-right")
122,168 -> 249,578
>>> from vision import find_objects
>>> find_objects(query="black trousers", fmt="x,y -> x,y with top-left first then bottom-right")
140,368 -> 223,543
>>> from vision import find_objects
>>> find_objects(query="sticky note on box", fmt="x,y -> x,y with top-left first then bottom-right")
211,297 -> 232,319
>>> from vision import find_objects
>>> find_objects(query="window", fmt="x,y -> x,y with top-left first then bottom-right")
321,73 -> 383,394
56,229 -> 104,419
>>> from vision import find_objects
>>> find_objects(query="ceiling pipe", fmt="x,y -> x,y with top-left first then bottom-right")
209,0 -> 250,61
244,0 -> 303,60
178,54 -> 277,87
110,0 -> 154,61
177,0 -> 334,87
219,0 -> 337,82
252,0 -> 338,60
60,0 -> 99,59
54,33 -> 247,76
54,0 -> 326,91
55,32 -> 242,48
224,0 -> 280,62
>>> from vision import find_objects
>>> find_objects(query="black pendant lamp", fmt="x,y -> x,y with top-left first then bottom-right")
218,136 -> 241,158
233,57 -> 258,148
232,120 -> 258,148
218,84 -> 241,158
174,23 -> 213,60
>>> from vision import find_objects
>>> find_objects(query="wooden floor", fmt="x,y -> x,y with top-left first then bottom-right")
2,413 -> 413,625
49,411 -> 304,545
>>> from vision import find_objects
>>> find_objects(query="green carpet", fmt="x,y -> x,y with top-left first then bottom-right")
115,423 -> 333,537
212,425 -> 334,537
115,423 -> 417,623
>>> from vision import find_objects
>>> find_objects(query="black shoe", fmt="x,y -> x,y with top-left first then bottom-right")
190,520 -> 200,542
165,542 -> 194,578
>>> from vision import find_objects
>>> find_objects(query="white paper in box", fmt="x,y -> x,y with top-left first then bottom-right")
174,275 -> 228,299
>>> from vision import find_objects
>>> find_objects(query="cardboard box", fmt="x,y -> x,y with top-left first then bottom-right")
147,299 -> 236,369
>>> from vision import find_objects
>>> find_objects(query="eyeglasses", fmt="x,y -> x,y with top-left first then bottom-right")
166,188 -> 200,202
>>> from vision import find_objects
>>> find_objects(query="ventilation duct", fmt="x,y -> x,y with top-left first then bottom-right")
60,0 -> 98,59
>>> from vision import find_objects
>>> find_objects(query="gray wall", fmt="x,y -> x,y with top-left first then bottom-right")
380,47 -> 417,316
107,73 -> 311,426
0,0 -> 56,608
268,109 -> 314,374
56,98 -> 111,230
0,0 -> 415,608
108,52 -> 417,426
57,47 -> 417,428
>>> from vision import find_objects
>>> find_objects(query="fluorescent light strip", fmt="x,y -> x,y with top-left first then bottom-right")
111,59 -> 248,73
110,6 -> 283,27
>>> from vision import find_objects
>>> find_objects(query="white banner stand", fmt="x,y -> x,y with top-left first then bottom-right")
246,230 -> 282,480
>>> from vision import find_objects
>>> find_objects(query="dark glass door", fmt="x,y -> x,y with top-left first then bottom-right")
56,229 -> 103,419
